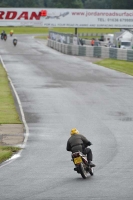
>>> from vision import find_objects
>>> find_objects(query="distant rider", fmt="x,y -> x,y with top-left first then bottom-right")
3,32 -> 7,40
1,30 -> 5,39
10,29 -> 14,36
13,37 -> 17,45
66,128 -> 96,167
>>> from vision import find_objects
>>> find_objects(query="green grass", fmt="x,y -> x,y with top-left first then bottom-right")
31,27 -> 119,40
0,64 -> 22,124
0,146 -> 21,163
82,36 -> 101,39
35,35 -> 48,39
0,27 -> 120,34
51,28 -> 120,34
36,35 -> 101,40
95,59 -> 133,76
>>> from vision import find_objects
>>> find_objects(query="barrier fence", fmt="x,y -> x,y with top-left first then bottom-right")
47,39 -> 133,61
77,33 -> 104,37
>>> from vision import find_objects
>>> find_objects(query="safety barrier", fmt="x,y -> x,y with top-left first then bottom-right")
82,39 -> 107,46
77,33 -> 104,37
47,39 -> 133,61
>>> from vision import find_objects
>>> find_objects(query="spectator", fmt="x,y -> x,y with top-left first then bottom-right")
91,38 -> 95,46
108,38 -> 111,47
118,38 -> 121,48
94,38 -> 101,46
80,38 -> 84,46
99,35 -> 104,41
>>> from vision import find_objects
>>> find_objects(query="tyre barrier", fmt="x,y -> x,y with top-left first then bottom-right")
47,39 -> 133,61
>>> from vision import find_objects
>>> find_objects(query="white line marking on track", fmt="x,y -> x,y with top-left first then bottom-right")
0,55 -> 29,168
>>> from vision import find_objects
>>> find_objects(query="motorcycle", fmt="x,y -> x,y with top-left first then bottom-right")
71,151 -> 94,179
13,39 -> 17,46
4,35 -> 7,41
10,30 -> 14,36
1,32 -> 5,40
4,34 -> 7,41
1,34 -> 3,40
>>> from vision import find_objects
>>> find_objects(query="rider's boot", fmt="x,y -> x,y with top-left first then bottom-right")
88,161 -> 96,167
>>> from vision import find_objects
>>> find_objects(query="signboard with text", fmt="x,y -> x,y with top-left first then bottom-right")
0,8 -> 133,28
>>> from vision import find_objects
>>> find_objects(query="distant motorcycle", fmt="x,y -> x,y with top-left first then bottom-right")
13,39 -> 17,46
10,30 -> 14,36
71,151 -> 94,179
1,32 -> 5,40
4,34 -> 7,41
1,33 -> 3,40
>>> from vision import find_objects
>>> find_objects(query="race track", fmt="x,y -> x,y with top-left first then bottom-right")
0,34 -> 133,200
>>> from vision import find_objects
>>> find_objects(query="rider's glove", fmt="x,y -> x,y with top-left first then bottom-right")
88,141 -> 92,146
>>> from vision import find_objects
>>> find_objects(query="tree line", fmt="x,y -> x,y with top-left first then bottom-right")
0,0 -> 133,9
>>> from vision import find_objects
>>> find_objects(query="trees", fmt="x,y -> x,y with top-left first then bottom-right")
0,0 -> 83,8
112,0 -> 133,9
84,0 -> 112,9
35,0 -> 44,7
48,0 -> 83,8
0,0 -> 133,9
0,0 -> 35,7
66,0 -> 83,8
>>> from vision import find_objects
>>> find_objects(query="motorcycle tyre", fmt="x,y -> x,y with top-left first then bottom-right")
79,163 -> 88,179
89,167 -> 94,176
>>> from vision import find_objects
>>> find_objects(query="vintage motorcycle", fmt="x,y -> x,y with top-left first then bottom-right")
1,33 -> 3,40
10,32 -> 13,36
4,34 -> 7,41
13,39 -> 17,46
71,151 -> 94,179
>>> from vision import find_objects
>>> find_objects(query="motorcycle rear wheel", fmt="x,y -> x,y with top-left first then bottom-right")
89,167 -> 94,176
79,163 -> 88,179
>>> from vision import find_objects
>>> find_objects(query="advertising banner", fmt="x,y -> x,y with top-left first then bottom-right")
0,8 -> 133,28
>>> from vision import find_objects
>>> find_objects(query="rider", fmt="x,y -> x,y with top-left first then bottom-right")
13,37 -> 17,44
10,29 -> 14,36
66,128 -> 96,167
1,30 -> 5,39
3,32 -> 7,40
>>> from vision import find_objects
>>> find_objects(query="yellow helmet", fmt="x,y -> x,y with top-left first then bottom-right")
70,128 -> 79,135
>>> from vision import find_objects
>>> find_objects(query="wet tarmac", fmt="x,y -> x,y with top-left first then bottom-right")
0,34 -> 133,200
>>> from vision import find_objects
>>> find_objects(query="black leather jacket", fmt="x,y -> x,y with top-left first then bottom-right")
66,134 -> 92,152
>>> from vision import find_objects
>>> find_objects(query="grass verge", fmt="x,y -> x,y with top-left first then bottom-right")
0,146 -> 21,164
95,59 -> 133,76
0,63 -> 22,162
0,64 -> 22,124
0,27 -> 120,34
35,35 -> 48,40
35,35 -> 101,40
